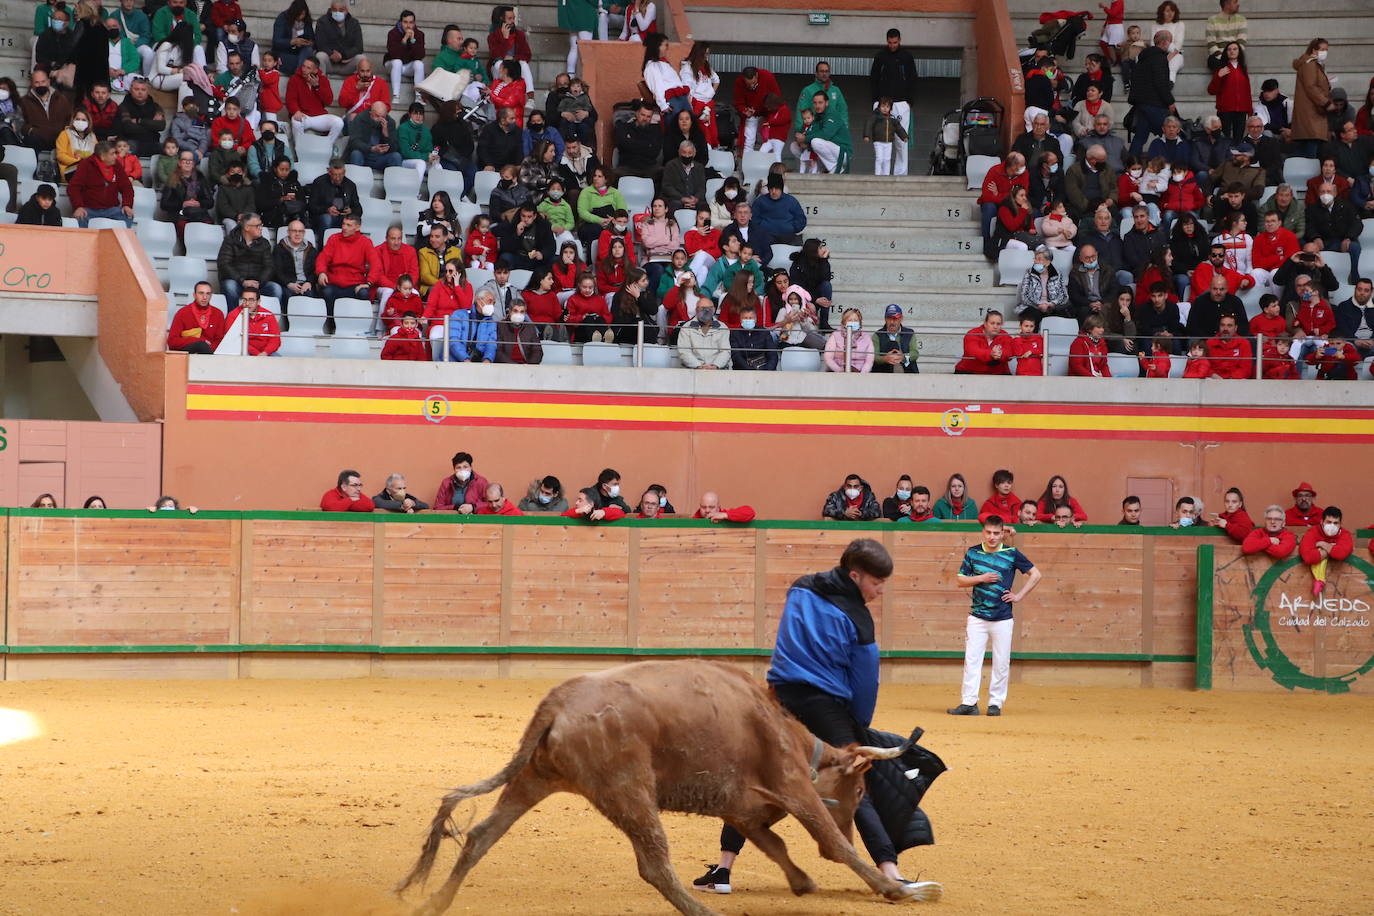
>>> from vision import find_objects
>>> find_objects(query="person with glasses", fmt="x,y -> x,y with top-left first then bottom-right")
320,469 -> 375,512
218,212 -> 283,303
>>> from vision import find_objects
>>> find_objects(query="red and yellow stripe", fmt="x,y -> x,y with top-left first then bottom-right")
184,384 -> 1374,443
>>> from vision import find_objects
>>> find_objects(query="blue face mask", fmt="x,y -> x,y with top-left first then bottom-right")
1048,163 -> 1059,173
331,9 -> 346,21
1032,262 -> 1046,273
1083,260 -> 1098,270
1178,516 -> 1194,527
537,492 -> 553,504
740,318 -> 756,330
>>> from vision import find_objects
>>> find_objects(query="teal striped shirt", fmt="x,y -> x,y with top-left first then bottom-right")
959,544 -> 1035,622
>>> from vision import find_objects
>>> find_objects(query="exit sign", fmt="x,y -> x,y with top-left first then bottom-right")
808,12 -> 830,24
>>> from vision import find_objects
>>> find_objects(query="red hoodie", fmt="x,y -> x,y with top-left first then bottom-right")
731,67 -> 781,119
761,104 -> 792,142
1249,312 -> 1287,338
379,290 -> 425,333
1182,355 -> 1211,378
980,493 -> 1021,524
1204,334 -> 1254,379
1299,525 -> 1353,564
285,71 -> 334,116
315,231 -> 374,288
1207,64 -> 1252,114
1261,339 -> 1300,379
1294,299 -> 1336,337
1010,334 -> 1044,375
1189,261 -> 1251,299
423,281 -> 474,331
692,506 -> 757,523
477,500 -> 523,516
978,163 -> 1029,206
1217,508 -> 1254,543
1305,341 -> 1359,379
550,259 -> 583,290
561,505 -> 626,522
565,290 -> 611,325
1068,333 -> 1111,377
67,155 -> 133,211
167,303 -> 226,351
1251,228 -> 1300,271
1139,352 -> 1171,377
464,230 -> 499,266
954,326 -> 1013,374
1160,174 -> 1204,213
210,114 -> 255,150
1241,527 -> 1297,558
258,68 -> 284,114
320,488 -> 375,511
225,305 -> 281,356
380,324 -> 430,360
371,242 -> 420,291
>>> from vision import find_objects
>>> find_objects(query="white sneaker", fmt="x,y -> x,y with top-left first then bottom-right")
896,880 -> 942,902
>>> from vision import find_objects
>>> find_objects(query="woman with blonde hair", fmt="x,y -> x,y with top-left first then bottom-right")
55,109 -> 95,180
823,307 -> 873,372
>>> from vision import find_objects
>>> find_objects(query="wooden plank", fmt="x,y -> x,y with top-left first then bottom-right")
637,528 -> 754,649
626,528 -> 640,648
505,525 -> 630,647
1140,535 -> 1155,686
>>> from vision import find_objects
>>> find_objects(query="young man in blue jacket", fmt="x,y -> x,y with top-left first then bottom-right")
693,538 -> 938,898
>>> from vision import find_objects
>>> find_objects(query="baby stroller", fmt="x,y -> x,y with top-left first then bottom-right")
1026,11 -> 1091,60
929,97 -> 1003,175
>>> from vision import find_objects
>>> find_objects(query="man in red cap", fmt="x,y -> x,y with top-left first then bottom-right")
1286,483 -> 1321,527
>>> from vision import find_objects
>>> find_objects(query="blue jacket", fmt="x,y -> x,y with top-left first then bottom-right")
521,124 -> 565,159
751,192 -> 807,238
1334,296 -> 1374,340
767,567 -> 880,726
446,311 -> 497,361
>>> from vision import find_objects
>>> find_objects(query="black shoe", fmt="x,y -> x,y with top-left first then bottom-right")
987,705 -> 1002,716
947,704 -> 979,716
692,865 -> 731,894
323,317 -> 336,335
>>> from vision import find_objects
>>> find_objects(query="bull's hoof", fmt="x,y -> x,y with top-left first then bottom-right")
788,875 -> 818,896
887,880 -> 943,903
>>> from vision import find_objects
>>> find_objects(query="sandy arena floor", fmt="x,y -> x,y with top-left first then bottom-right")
0,675 -> 1371,916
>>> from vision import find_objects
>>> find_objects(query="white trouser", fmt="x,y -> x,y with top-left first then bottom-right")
689,251 -> 715,286
566,30 -> 593,73
136,44 -> 155,75
388,60 -> 425,99
741,115 -> 761,151
884,100 -> 910,175
797,138 -> 839,172
758,138 -> 783,161
375,287 -> 394,334
597,10 -> 625,40
873,140 -> 892,175
429,323 -> 447,360
1167,51 -> 1183,84
403,158 -> 427,182
961,616 -> 1015,707
789,142 -> 817,173
293,113 -> 343,147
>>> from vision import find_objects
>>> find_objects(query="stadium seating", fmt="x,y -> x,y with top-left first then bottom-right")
184,224 -> 224,261
383,167 -> 423,202
779,348 -> 822,372
618,177 -> 655,214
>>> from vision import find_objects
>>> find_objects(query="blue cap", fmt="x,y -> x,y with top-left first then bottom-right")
884,304 -> 903,318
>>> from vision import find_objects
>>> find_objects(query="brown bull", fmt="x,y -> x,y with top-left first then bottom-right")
398,659 -> 942,916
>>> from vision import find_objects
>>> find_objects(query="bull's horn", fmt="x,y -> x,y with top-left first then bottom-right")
855,727 -> 924,760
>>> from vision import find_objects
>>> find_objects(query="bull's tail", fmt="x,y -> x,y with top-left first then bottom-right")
396,700 -> 558,895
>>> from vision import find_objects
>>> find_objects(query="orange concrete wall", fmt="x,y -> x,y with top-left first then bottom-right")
97,230 -> 170,422
0,419 -> 163,509
581,39 -> 694,164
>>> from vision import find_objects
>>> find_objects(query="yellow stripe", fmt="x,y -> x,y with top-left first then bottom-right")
184,393 -> 1374,436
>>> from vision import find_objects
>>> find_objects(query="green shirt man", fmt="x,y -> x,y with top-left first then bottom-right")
793,61 -> 849,132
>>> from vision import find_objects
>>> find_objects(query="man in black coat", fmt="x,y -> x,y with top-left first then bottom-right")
614,101 -> 661,180
305,160 -> 362,237
1120,206 -> 1168,279
114,78 -> 167,157
477,108 -> 523,172
1334,278 -> 1374,361
1304,181 -> 1364,284
1185,273 -> 1247,342
869,28 -> 918,175
1127,31 -> 1175,155
494,203 -> 556,270
1012,112 -> 1060,165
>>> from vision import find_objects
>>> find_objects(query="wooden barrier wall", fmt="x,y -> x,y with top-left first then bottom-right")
0,511 -> 1214,684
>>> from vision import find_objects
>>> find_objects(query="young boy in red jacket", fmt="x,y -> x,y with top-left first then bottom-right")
979,469 -> 1021,523
1011,316 -> 1044,375
1299,506 -> 1353,596
381,312 -> 430,360
1305,335 -> 1360,380
224,290 -> 281,356
1261,334 -> 1300,379
1138,332 -> 1173,377
1182,339 -> 1211,378
1248,294 -> 1287,340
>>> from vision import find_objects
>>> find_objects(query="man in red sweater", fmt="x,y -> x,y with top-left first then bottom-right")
321,469 -> 376,511
954,310 -> 1013,374
1299,506 -> 1354,596
371,226 -> 419,320
1252,211 -> 1299,277
1241,505 -> 1298,559
1189,246 -> 1254,299
68,141 -> 134,227
315,214 -> 373,324
693,491 -> 756,523
476,482 -> 523,516
223,288 -> 281,356
286,57 -> 343,149
167,282 -> 226,354
1204,315 -> 1254,378
1286,482 -> 1322,527
732,65 -> 782,152
977,152 -> 1028,251
562,490 -> 625,523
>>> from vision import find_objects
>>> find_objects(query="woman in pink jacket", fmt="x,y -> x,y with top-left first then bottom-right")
823,307 -> 874,372
637,196 -> 681,293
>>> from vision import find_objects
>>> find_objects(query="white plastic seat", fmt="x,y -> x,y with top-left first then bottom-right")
87,216 -> 127,229
322,227 -> 342,244
426,167 -> 466,201
640,343 -> 672,368
1107,353 -> 1138,378
508,269 -> 532,290
167,256 -> 206,298
966,155 -> 998,192
1040,316 -> 1078,376
132,185 -> 158,221
361,205 -> 396,237
769,245 -> 800,271
580,341 -> 624,366
1281,158 -> 1320,196
183,222 -> 224,260
1050,247 -> 1073,276
674,208 -> 695,235
344,163 -> 379,197
61,216 -> 78,227
1360,218 -> 1374,248
383,166 -> 422,202
285,296 -> 327,339
455,200 -> 482,231
617,176 -> 655,214
296,159 -> 328,185
466,266 -> 493,288
779,347 -> 822,371
137,218 -> 177,257
1321,251 -> 1352,282
705,177 -> 724,200
277,335 -> 319,357
473,170 -> 501,210
541,341 -> 574,365
327,333 -> 372,357
707,148 -> 735,175
996,248 -> 1034,286
1168,353 -> 1186,378
4,144 -> 37,179
333,297 -> 373,322
294,133 -> 336,163
400,197 -> 425,232
740,150 -> 773,188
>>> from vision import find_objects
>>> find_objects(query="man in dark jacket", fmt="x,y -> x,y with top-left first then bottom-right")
16,183 -> 63,226
1127,32 -> 1176,155
869,29 -> 917,175
1241,116 -> 1285,186
1305,182 -> 1363,284
1120,207 -> 1168,279
614,101 -> 661,180
271,219 -> 319,327
114,78 -> 166,157
313,0 -> 364,76
1323,120 -> 1374,179
1185,272 -> 1247,341
1067,244 -> 1123,323
581,467 -> 632,513
660,140 -> 706,212
752,174 -> 807,245
823,474 -> 881,521
1335,279 -> 1374,361
218,214 -> 283,303
19,68 -> 72,151
346,103 -> 402,170
1063,145 -> 1118,219
729,303 -> 779,370
477,107 -> 522,171
494,204 -> 556,270
871,304 -> 918,373
1012,113 -> 1059,165
305,159 -> 362,236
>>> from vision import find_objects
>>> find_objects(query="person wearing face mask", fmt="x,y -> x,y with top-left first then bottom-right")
518,476 -> 567,513
678,300 -> 732,369
1063,145 -> 1119,221
450,288 -> 499,362
823,308 -> 874,373
494,301 -> 543,363
1291,38 -> 1331,159
1299,507 -> 1353,597
55,110 -> 96,181
34,7 -> 77,83
882,475 -> 917,521
434,452 -> 491,514
581,468 -> 633,513
977,152 -> 1029,243
207,129 -> 247,188
822,474 -> 880,521
314,0 -> 364,76
211,163 -> 255,232
1304,181 -> 1363,285
728,303 -> 778,370
661,140 -> 706,213
103,17 -> 141,93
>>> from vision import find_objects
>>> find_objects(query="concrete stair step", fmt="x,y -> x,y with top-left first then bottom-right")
828,254 -> 999,289
799,196 -> 979,222
810,221 -> 981,255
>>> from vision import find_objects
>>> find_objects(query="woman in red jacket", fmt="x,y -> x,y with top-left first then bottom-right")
488,60 -> 528,125
564,271 -> 613,342
953,309 -> 1012,375
422,260 -> 474,356
1036,474 -> 1087,524
550,241 -> 585,291
1068,315 -> 1111,376
595,236 -> 631,294
1210,487 -> 1254,543
522,266 -> 564,334
1207,42 -> 1252,144
993,185 -> 1039,253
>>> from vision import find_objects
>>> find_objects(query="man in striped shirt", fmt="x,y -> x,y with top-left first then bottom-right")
1205,0 -> 1248,63
948,515 -> 1042,717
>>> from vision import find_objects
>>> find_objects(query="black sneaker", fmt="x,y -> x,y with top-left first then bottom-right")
692,865 -> 731,894
946,704 -> 980,716
323,317 -> 336,336
987,705 -> 1002,716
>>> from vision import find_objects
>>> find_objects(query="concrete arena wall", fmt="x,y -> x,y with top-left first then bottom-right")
0,511 -> 1211,686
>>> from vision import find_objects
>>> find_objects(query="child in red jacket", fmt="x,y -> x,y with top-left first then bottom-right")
1305,335 -> 1361,380
381,312 -> 431,360
1248,294 -> 1287,340
551,242 -> 584,291
379,276 -> 424,334
1261,334 -> 1301,379
1299,507 -> 1354,596
1182,339 -> 1211,378
1138,332 -> 1173,377
1010,316 -> 1044,375
463,214 -> 498,269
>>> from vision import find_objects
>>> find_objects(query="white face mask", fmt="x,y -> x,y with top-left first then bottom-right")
896,489 -> 912,500
480,303 -> 495,317
220,138 -> 234,149
1129,168 -> 1142,178
845,487 -> 861,500
723,189 -> 737,199
1171,172 -> 1185,182
509,311 -> 526,323
0,89 -> 10,101
845,320 -> 860,332
537,492 -> 553,504
455,469 -> 471,482
1320,193 -> 1335,206
1177,516 -> 1194,527
331,9 -> 346,21
1315,49 -> 1328,62
608,484 -> 620,498
613,222 -> 628,233
658,495 -> 668,507
73,119 -> 89,131
1323,522 -> 1340,537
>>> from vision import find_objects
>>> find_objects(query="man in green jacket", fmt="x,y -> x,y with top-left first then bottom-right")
151,0 -> 203,48
105,17 -> 142,92
793,60 -> 849,133
794,93 -> 852,174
